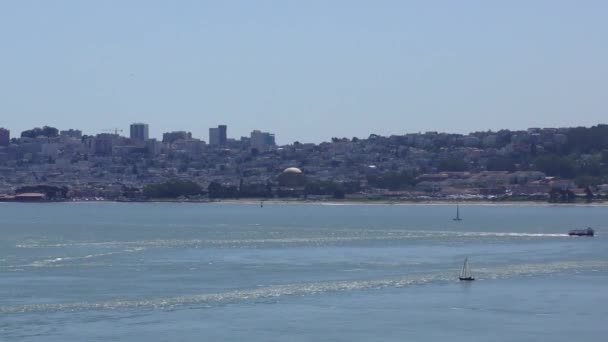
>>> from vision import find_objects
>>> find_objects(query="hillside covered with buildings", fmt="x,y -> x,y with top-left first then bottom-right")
1,123 -> 608,202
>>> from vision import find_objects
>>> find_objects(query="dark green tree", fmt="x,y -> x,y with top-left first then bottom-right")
143,179 -> 203,198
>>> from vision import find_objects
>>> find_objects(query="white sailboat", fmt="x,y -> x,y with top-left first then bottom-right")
453,204 -> 462,221
459,257 -> 475,281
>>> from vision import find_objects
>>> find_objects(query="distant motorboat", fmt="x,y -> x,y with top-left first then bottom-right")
260,200 -> 264,208
459,257 -> 475,281
453,204 -> 462,221
568,227 -> 594,236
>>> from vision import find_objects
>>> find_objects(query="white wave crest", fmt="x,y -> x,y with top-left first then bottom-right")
14,229 -> 571,251
16,248 -> 146,268
2,260 -> 606,314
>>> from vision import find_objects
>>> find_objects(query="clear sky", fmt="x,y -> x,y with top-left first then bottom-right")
1,0 -> 606,144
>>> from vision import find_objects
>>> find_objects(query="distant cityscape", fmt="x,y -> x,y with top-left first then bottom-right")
0,123 -> 607,202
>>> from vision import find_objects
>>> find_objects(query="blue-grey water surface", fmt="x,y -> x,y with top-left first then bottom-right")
1,202 -> 607,341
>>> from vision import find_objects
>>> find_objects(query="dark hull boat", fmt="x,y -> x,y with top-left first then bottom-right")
459,257 -> 475,281
568,228 -> 594,236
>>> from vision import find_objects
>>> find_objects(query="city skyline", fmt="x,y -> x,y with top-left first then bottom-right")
1,121 -> 608,145
2,1 -> 607,144
3,121 -> 608,147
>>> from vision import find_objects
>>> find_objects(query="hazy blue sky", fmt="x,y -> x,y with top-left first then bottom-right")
1,0 -> 606,144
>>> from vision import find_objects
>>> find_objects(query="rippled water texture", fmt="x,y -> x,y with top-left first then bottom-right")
1,203 -> 607,341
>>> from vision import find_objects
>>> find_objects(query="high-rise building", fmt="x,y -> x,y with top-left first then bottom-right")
209,127 -> 220,146
218,125 -> 227,145
209,125 -> 227,146
0,128 -> 9,146
250,130 -> 276,151
130,123 -> 149,141
94,134 -> 114,156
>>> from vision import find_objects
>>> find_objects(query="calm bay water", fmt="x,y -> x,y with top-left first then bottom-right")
0,202 -> 607,341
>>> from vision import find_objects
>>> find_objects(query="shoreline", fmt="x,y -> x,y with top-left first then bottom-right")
209,199 -> 608,207
3,198 -> 608,207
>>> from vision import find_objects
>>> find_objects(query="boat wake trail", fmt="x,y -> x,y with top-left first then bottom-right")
2,260 -> 606,314
14,230 -> 570,250
5,248 -> 146,269
454,232 -> 569,238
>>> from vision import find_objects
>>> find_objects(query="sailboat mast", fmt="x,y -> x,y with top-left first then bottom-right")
461,257 -> 467,277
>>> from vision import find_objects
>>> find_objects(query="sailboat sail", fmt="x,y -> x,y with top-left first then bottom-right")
460,257 -> 473,280
453,204 -> 462,221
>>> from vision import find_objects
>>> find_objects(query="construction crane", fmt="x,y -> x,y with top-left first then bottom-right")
103,128 -> 124,136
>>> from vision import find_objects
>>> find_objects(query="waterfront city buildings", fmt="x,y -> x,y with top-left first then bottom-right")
0,123 -> 607,202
